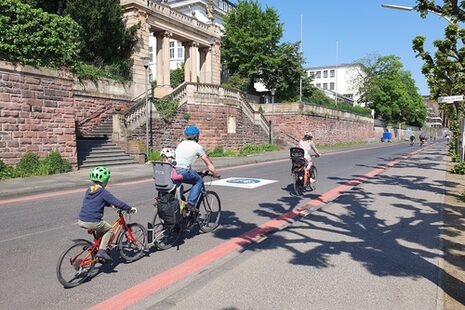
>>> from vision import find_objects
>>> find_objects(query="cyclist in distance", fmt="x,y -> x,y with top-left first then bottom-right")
175,125 -> 219,212
298,131 -> 321,183
409,134 -> 415,146
419,132 -> 427,145
77,166 -> 137,262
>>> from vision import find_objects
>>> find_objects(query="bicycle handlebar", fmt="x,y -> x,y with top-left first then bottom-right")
198,170 -> 220,179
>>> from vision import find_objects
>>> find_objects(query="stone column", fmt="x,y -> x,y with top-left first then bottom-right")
211,39 -> 221,85
183,42 -> 199,83
199,47 -> 207,83
205,45 -> 212,84
154,31 -> 172,97
191,42 -> 199,83
155,32 -> 164,87
123,9 -> 150,98
183,42 -> 192,82
162,31 -> 171,89
199,46 -> 213,84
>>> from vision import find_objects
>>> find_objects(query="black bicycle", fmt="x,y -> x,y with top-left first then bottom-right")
147,171 -> 221,250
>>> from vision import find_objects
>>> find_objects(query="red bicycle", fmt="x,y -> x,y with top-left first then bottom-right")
56,209 -> 146,288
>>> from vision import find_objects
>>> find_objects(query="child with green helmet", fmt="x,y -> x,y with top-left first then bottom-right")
77,166 -> 137,262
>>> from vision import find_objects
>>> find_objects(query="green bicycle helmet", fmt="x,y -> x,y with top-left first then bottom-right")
89,166 -> 111,183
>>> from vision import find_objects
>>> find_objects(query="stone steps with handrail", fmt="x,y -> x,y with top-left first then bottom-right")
121,82 -> 270,137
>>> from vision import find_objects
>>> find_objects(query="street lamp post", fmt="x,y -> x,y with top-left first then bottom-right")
381,3 -> 453,23
271,89 -> 276,143
143,57 -> 151,160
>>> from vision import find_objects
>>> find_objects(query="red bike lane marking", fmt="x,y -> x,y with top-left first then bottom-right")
89,149 -> 420,310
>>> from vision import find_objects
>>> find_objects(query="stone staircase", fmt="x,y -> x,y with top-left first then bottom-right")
77,117 -> 138,168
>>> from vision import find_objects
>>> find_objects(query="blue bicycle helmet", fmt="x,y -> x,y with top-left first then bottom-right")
184,125 -> 200,137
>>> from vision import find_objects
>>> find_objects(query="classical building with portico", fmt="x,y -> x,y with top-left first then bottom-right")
121,0 -> 223,98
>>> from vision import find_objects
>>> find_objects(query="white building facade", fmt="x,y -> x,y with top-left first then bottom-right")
306,64 -> 366,106
148,0 -> 235,81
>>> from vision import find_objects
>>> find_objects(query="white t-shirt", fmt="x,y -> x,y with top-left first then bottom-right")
175,140 -> 206,169
298,140 -> 317,162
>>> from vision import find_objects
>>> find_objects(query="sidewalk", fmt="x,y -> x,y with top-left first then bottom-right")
0,143 -> 385,200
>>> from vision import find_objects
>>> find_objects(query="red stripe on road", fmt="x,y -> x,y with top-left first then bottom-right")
89,148 -> 420,310
0,188 -> 86,205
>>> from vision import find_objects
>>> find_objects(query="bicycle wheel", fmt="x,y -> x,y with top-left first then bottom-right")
153,213 -> 181,250
309,165 -> 318,190
117,223 -> 147,262
293,171 -> 305,196
56,240 -> 95,288
198,191 -> 221,233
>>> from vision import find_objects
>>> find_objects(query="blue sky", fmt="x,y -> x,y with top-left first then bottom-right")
255,0 -> 448,96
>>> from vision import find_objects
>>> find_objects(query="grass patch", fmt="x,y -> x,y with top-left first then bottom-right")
207,144 -> 279,157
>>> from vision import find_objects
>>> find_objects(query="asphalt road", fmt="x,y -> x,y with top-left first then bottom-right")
0,142 -> 445,309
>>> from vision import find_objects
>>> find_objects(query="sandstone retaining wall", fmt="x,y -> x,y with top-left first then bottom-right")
0,61 -> 132,166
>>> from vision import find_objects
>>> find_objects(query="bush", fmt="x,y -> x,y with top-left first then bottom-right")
451,162 -> 465,175
0,0 -> 81,69
0,151 -> 72,179
15,152 -> 41,177
146,149 -> 161,161
208,146 -> 225,157
75,60 -> 132,82
171,64 -> 185,88
0,160 -> 15,179
41,151 -> 72,174
152,98 -> 179,122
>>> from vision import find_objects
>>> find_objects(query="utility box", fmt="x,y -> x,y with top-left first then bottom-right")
382,132 -> 392,142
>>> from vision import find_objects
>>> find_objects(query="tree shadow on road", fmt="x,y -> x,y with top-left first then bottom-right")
234,146 -> 465,306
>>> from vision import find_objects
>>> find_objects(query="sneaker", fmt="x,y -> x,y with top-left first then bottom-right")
310,178 -> 316,183
186,203 -> 199,213
95,249 -> 112,262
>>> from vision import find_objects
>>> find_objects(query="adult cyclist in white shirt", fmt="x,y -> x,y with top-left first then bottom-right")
175,125 -> 218,212
298,131 -> 321,183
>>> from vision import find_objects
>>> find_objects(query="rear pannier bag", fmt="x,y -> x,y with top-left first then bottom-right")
158,193 -> 180,227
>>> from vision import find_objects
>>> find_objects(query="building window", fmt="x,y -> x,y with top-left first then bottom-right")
323,83 -> 328,89
308,71 -> 315,78
149,46 -> 153,63
344,94 -> 354,99
177,42 -> 183,58
330,82 -> 335,90
315,71 -> 321,78
169,41 -> 175,59
316,83 -> 321,88
330,69 -> 335,77
323,70 -> 328,78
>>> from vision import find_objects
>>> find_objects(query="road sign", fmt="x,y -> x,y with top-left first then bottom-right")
438,95 -> 464,103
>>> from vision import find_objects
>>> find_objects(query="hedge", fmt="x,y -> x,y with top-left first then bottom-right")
0,0 -> 81,69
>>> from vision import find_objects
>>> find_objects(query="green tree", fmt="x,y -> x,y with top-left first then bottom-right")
263,42 -> 307,102
357,54 -> 426,126
413,1 -> 465,132
222,1 -> 308,101
222,0 -> 282,93
63,0 -> 138,65
170,63 -> 185,88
